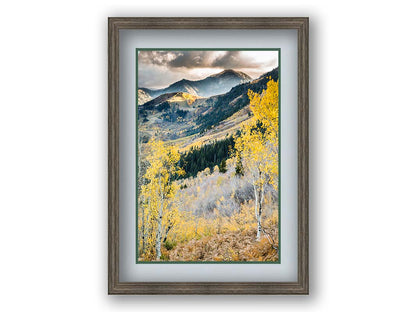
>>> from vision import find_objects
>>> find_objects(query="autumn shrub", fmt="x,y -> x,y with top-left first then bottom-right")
164,240 -> 177,250
168,223 -> 278,262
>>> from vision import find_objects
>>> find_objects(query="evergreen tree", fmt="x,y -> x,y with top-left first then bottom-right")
235,154 -> 244,176
178,137 -> 235,179
219,159 -> 227,173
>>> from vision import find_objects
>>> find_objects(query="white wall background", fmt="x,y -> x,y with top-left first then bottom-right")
0,0 -> 415,310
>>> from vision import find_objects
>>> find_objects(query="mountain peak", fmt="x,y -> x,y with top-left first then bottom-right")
172,78 -> 190,85
220,69 -> 238,74
209,69 -> 252,81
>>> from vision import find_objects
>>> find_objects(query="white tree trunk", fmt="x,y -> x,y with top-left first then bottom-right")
256,186 -> 262,241
253,182 -> 261,240
156,176 -> 163,260
156,214 -> 162,260
257,183 -> 265,241
140,195 -> 148,257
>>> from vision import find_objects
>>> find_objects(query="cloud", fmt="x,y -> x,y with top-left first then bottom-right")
138,51 -> 177,66
212,51 -> 258,69
139,51 -> 214,69
168,51 -> 214,68
138,51 -> 274,70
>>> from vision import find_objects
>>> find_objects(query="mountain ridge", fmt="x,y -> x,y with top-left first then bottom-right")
141,92 -> 202,110
138,69 -> 252,104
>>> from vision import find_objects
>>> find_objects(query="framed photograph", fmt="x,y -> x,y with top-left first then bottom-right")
108,17 -> 309,294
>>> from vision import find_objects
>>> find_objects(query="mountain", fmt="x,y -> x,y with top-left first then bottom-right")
137,69 -> 252,104
141,92 -> 202,111
208,69 -> 251,81
137,89 -> 152,105
195,67 -> 279,132
138,67 -> 279,145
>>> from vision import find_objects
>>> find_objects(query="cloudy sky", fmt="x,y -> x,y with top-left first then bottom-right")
137,50 -> 279,89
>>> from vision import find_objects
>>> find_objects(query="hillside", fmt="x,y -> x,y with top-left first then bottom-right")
196,67 -> 279,132
141,92 -> 202,110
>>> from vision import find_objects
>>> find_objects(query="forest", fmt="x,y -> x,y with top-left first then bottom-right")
137,79 -> 280,262
179,136 -> 235,179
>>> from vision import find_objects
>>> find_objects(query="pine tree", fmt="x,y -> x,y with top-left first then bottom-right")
235,153 -> 244,176
219,159 -> 227,173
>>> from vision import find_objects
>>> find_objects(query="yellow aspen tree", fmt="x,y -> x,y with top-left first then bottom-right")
248,79 -> 280,169
235,79 -> 279,240
248,79 -> 279,137
137,120 -> 147,259
141,138 -> 184,260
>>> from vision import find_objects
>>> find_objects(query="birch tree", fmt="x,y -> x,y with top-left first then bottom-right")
141,138 -> 183,260
235,79 -> 279,240
137,121 -> 146,258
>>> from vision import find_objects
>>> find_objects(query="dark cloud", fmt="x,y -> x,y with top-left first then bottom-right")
168,51 -> 213,68
139,51 -> 267,70
212,51 -> 254,68
138,51 -> 176,66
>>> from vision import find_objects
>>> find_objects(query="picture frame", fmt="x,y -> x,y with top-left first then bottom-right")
108,17 -> 309,295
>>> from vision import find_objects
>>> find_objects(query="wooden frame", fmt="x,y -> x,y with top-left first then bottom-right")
108,17 -> 309,295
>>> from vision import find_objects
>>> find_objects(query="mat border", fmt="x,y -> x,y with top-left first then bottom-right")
108,17 -> 309,295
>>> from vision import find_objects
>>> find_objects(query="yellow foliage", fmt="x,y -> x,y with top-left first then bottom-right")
247,79 -> 279,136
234,78 -> 279,241
138,138 -> 184,260
235,79 -> 279,189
